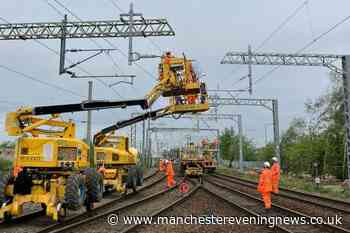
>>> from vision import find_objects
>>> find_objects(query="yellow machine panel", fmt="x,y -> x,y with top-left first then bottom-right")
14,137 -> 89,169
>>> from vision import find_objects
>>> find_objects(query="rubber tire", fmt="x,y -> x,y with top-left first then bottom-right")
0,173 -> 12,206
127,167 -> 137,193
136,165 -> 144,186
84,168 -> 103,203
64,174 -> 86,211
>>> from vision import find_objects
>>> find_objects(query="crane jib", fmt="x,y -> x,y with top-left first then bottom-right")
32,99 -> 148,115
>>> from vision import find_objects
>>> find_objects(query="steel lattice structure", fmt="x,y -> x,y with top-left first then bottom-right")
208,95 -> 274,110
221,50 -> 350,179
221,52 -> 342,72
0,19 -> 175,40
208,95 -> 280,161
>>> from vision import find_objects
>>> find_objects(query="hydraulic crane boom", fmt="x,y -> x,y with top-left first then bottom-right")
6,98 -> 147,137
94,107 -> 171,146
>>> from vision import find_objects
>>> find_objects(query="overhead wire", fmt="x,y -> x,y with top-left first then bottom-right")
54,0 -> 157,81
0,63 -> 85,98
254,12 -> 350,84
228,0 -> 309,87
46,0 -> 123,98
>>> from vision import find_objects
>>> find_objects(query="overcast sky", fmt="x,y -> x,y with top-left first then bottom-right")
0,0 -> 349,149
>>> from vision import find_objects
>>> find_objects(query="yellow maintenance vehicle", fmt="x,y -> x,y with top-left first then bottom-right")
0,99 -> 147,222
200,139 -> 218,173
180,142 -> 204,178
94,133 -> 142,193
93,52 -> 209,193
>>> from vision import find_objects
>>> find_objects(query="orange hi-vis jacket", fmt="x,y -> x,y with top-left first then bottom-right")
257,168 -> 273,193
159,160 -> 165,171
271,163 -> 280,182
166,162 -> 175,176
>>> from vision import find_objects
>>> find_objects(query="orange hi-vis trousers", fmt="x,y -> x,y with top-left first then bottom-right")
167,175 -> 175,187
261,192 -> 271,209
272,181 -> 279,194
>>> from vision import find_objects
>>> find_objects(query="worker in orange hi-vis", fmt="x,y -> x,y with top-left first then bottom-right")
13,165 -> 23,177
98,164 -> 106,173
257,162 -> 273,212
271,157 -> 281,194
164,51 -> 172,64
166,160 -> 176,188
159,159 -> 165,172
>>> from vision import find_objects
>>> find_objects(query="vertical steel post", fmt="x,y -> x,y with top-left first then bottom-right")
59,15 -> 67,74
342,56 -> 350,180
128,3 -> 134,65
216,129 -> 221,166
142,119 -> 146,166
272,99 -> 281,161
147,116 -> 151,168
238,114 -> 244,171
86,81 -> 93,144
248,45 -> 253,95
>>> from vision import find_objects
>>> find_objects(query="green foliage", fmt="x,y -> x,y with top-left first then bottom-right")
0,158 -> 12,172
0,141 -> 15,149
258,73 -> 347,180
219,128 -> 256,166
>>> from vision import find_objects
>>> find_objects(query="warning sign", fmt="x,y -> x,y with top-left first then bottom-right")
179,182 -> 190,193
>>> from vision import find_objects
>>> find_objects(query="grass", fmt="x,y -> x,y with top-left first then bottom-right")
217,166 -> 350,201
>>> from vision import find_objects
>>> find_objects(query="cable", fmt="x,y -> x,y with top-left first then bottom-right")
229,1 -> 308,87
305,0 -> 315,38
255,1 -> 308,52
0,63 -> 85,98
44,0 -> 123,98
107,0 -> 163,56
255,12 -> 350,84
0,15 -> 121,98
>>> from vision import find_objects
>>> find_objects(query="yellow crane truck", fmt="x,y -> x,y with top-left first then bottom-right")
0,99 -> 147,222
93,52 -> 209,193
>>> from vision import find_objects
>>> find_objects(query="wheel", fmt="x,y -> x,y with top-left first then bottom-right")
127,167 -> 137,193
13,170 -> 32,195
136,165 -> 144,186
3,212 -> 12,223
0,172 -> 12,207
84,168 -> 104,203
64,174 -> 86,211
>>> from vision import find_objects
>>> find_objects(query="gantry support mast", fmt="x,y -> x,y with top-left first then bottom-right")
221,50 -> 350,179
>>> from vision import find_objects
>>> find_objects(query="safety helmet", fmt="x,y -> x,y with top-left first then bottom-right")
264,161 -> 270,168
272,157 -> 278,162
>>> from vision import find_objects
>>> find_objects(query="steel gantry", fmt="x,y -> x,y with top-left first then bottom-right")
0,6 -> 175,76
0,17 -> 174,40
221,50 -> 350,179
162,113 -> 244,170
208,94 -> 280,162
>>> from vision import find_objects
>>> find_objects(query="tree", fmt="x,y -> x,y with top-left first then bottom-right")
219,128 -> 257,167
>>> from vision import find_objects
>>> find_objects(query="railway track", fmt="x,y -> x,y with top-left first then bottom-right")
213,173 -> 350,214
0,169 -> 162,233
205,175 -> 350,233
42,177 -> 200,233
200,186 -> 291,233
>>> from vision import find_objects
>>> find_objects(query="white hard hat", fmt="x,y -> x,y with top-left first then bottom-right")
272,157 -> 278,162
264,161 -> 270,168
